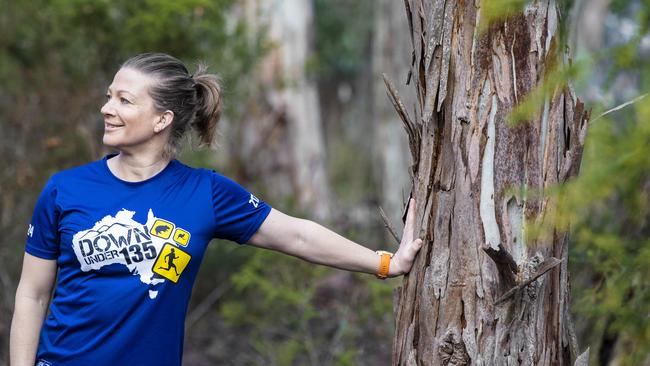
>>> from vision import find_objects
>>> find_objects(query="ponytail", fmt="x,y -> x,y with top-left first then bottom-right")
192,63 -> 222,147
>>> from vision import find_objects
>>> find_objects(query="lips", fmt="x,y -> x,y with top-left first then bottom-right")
104,121 -> 124,130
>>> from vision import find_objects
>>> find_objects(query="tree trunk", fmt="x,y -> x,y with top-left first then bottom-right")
235,0 -> 332,221
269,0 -> 332,221
390,1 -> 590,365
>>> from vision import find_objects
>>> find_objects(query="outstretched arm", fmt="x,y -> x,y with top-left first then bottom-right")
247,199 -> 423,277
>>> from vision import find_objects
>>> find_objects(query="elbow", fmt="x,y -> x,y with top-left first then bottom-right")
290,218 -> 314,256
15,282 -> 52,310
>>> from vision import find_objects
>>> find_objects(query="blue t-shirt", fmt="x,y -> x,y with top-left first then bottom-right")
25,154 -> 271,366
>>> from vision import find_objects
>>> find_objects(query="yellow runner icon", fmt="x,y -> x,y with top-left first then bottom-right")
153,243 -> 191,283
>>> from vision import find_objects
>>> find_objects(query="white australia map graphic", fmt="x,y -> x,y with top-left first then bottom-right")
72,209 -> 172,299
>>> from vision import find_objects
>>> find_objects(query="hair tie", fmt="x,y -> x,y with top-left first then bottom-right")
189,74 -> 199,89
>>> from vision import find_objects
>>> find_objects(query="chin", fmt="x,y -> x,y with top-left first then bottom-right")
102,135 -> 121,149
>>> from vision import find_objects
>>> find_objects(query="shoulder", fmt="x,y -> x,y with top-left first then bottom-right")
202,168 -> 246,190
168,161 -> 241,194
36,160 -> 101,195
51,158 -> 104,183
32,160 -> 99,208
176,162 -> 232,183
171,160 -> 217,182
111,158 -> 250,194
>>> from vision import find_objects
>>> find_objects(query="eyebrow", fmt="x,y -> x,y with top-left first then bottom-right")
106,87 -> 136,98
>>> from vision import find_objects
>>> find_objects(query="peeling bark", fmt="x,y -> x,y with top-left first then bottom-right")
391,1 -> 590,365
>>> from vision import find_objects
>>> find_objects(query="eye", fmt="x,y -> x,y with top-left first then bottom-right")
120,97 -> 131,104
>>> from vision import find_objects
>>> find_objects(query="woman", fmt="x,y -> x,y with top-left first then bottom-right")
10,53 -> 423,366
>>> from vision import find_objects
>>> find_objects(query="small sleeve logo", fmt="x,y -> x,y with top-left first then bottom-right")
249,194 -> 260,208
27,224 -> 34,238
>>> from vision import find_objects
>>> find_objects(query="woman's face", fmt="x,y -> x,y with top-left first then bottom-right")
101,68 -> 166,153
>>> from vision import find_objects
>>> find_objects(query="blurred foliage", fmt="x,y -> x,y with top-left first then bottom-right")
0,0 -> 264,117
308,0 -> 374,80
216,245 -> 396,365
553,104 -> 650,365
569,2 -> 650,363
328,136 -> 379,205
479,0 -> 527,31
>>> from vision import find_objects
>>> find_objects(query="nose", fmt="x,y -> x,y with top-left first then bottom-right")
101,98 -> 114,116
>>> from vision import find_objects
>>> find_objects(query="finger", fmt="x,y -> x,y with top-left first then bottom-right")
413,238 -> 423,251
407,199 -> 417,226
403,199 -> 416,242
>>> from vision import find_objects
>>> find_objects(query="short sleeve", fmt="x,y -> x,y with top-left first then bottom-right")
25,177 -> 61,259
210,171 -> 272,244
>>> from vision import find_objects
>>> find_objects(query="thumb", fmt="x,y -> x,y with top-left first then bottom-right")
414,238 -> 423,248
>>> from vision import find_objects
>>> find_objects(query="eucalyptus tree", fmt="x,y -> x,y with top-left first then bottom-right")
387,1 -> 590,364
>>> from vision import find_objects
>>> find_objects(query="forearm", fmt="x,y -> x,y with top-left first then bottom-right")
10,289 -> 49,366
285,219 -> 381,275
249,207 -> 422,277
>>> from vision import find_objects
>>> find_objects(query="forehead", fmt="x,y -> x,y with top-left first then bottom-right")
108,68 -> 155,96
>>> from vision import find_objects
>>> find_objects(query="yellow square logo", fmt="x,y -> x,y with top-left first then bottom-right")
150,219 -> 175,239
152,243 -> 191,283
173,228 -> 190,247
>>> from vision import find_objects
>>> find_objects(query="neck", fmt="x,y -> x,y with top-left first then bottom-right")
107,151 -> 171,182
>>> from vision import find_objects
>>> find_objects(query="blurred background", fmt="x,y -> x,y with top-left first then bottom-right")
0,0 -> 648,365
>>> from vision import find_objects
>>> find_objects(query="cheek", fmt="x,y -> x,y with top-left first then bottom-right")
120,111 -> 154,132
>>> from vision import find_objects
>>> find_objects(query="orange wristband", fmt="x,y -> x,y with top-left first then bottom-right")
375,250 -> 393,279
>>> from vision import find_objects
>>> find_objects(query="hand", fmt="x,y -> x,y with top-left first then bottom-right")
389,198 -> 424,277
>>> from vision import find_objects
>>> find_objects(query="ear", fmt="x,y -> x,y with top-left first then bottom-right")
153,110 -> 174,133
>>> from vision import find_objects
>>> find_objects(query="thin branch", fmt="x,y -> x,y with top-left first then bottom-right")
382,73 -> 421,166
591,93 -> 648,123
379,205 -> 401,245
383,73 -> 416,133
